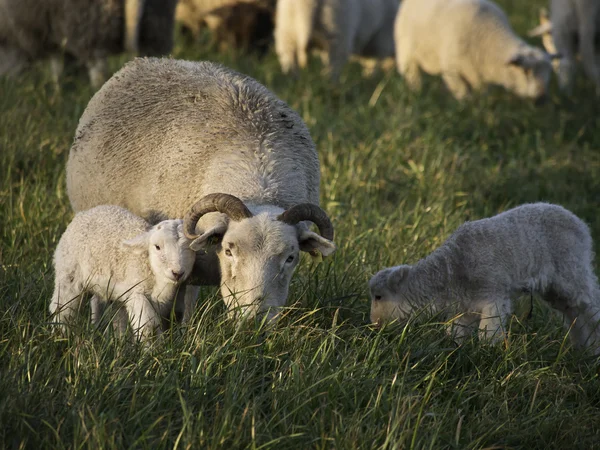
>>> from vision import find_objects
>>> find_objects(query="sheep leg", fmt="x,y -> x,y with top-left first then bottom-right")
478,299 -> 511,343
552,26 -> 577,93
124,293 -> 162,341
50,55 -> 64,86
49,277 -> 84,331
578,16 -> 600,94
401,60 -> 423,92
447,312 -> 478,344
175,285 -> 201,324
87,57 -> 108,90
442,72 -> 471,100
90,294 -> 105,325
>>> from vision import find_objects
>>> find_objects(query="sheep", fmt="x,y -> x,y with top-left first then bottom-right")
395,0 -> 557,102
528,1 -> 600,94
369,203 -> 600,354
274,0 -> 401,80
49,205 -> 196,340
66,57 -> 337,322
0,0 -> 178,88
176,0 -> 276,54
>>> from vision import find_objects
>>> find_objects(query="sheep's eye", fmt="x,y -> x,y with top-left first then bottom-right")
155,245 -> 161,251
225,249 -> 232,257
286,255 -> 294,264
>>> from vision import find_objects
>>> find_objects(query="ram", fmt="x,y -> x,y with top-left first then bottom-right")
529,0 -> 600,93
66,58 -> 336,322
369,203 -> 600,354
50,205 -> 195,340
0,0 -> 177,88
274,0 -> 400,80
395,0 -> 556,101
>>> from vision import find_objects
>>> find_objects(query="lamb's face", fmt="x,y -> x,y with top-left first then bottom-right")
369,265 -> 414,325
148,220 -> 196,285
506,48 -> 553,101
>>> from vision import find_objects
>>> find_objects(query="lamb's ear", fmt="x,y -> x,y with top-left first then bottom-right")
122,232 -> 149,255
298,229 -> 337,257
387,266 -> 411,290
189,223 -> 228,252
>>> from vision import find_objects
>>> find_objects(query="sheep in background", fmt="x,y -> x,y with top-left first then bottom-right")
50,205 -> 196,341
274,0 -> 401,80
176,0 -> 275,55
66,58 -> 336,322
529,1 -> 600,94
0,0 -> 178,88
369,203 -> 600,354
395,0 -> 557,102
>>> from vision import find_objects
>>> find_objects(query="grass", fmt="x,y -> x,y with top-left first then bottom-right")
2,1 -> 600,447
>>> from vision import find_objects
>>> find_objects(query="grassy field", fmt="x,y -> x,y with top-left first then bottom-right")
2,1 -> 600,447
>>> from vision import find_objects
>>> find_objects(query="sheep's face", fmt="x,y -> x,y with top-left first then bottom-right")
124,220 -> 196,285
190,211 -> 336,320
369,265 -> 414,325
505,48 -> 553,101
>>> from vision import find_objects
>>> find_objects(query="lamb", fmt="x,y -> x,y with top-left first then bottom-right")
529,1 -> 600,93
66,58 -> 336,322
0,0 -> 178,88
176,0 -> 275,54
395,0 -> 557,101
274,0 -> 401,80
49,205 -> 196,340
369,203 -> 600,354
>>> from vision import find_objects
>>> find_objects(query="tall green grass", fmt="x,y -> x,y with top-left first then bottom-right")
1,1 -> 600,447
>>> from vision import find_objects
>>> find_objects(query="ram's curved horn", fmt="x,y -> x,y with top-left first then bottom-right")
277,204 -> 334,240
183,193 -> 253,239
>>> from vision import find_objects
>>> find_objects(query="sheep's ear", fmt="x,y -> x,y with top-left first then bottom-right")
387,266 -> 411,290
507,53 -> 525,67
189,223 -> 228,252
122,232 -> 149,255
298,230 -> 337,257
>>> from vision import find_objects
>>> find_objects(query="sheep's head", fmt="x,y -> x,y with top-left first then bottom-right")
505,47 -> 557,102
369,265 -> 414,325
183,194 -> 336,320
123,220 -> 196,285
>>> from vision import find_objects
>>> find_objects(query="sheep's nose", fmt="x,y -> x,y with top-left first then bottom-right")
172,270 -> 184,281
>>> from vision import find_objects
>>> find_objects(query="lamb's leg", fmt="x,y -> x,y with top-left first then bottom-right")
478,299 -> 512,343
552,26 -> 577,93
174,285 -> 201,324
90,294 -> 105,325
442,72 -> 471,100
447,312 -> 479,344
124,293 -> 162,342
49,277 -> 84,332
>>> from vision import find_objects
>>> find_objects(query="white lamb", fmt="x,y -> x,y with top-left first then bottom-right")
369,203 -> 600,354
395,0 -> 557,101
275,0 -> 400,80
49,205 -> 196,340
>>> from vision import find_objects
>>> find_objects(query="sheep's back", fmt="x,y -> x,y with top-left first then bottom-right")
67,58 -> 319,220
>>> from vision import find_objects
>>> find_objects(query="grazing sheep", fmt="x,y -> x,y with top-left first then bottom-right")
50,205 -> 196,340
395,0 -> 557,101
176,0 -> 276,54
369,203 -> 600,354
0,0 -> 178,88
66,58 -> 336,322
274,0 -> 401,80
529,0 -> 600,93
